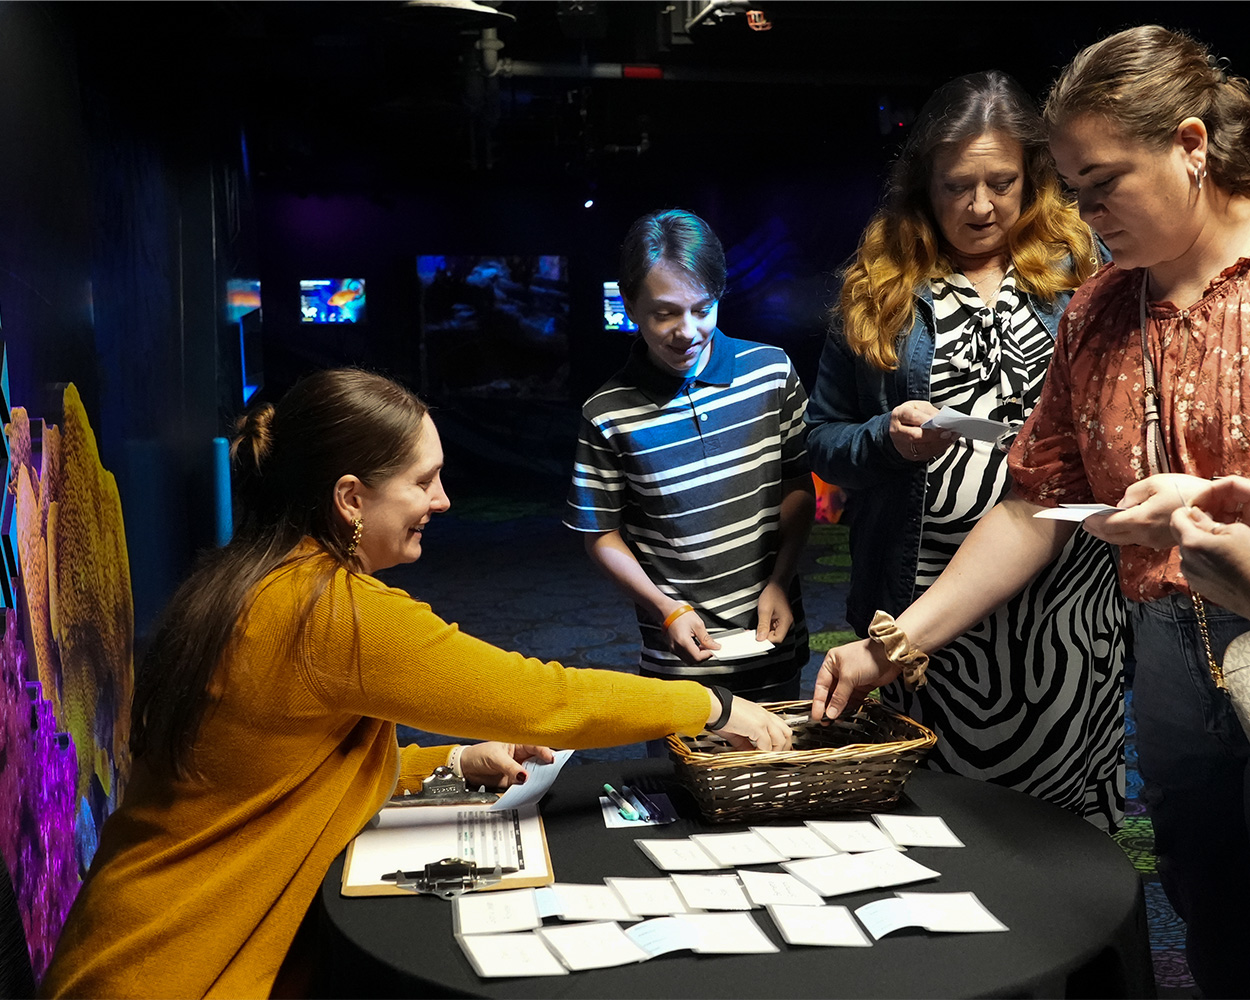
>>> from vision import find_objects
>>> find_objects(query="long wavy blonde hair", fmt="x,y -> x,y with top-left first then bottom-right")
840,70 -> 1099,371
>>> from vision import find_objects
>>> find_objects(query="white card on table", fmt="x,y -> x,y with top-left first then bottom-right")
635,838 -> 728,871
873,814 -> 964,848
806,819 -> 899,853
671,873 -> 754,911
855,891 -> 1007,939
677,912 -> 780,953
451,887 -> 542,935
766,904 -> 874,947
536,883 -> 640,922
456,931 -> 568,977
895,891 -> 1008,932
750,825 -> 841,859
783,849 -> 939,898
606,877 -> 696,916
536,921 -> 651,970
737,868 -> 825,907
624,916 -> 707,958
690,831 -> 788,867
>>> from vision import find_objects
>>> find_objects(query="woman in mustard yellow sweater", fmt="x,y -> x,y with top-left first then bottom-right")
40,368 -> 791,999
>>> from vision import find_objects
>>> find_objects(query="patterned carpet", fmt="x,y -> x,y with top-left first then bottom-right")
387,486 -> 1192,993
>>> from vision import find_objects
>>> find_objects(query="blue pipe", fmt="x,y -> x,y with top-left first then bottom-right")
212,437 -> 233,546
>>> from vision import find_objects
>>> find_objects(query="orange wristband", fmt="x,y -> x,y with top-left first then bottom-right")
662,603 -> 694,630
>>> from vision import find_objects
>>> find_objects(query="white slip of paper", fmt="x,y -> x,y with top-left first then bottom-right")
737,869 -> 825,907
690,831 -> 789,867
536,883 -> 640,923
605,877 -> 697,916
627,913 -> 779,955
872,814 -> 965,848
806,819 -> 899,853
452,887 -> 541,934
921,405 -> 1013,442
456,931 -> 569,977
490,748 -> 576,810
1032,503 -> 1119,522
783,849 -> 940,897
855,891 -> 1008,939
536,921 -> 651,970
670,873 -> 754,911
674,912 -> 780,953
635,838 -> 728,870
624,916 -> 707,958
766,904 -> 874,947
750,825 -> 841,859
703,628 -> 776,661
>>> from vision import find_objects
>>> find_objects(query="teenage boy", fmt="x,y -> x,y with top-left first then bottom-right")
565,209 -> 814,700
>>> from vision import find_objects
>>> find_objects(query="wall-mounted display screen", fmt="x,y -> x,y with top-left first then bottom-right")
300,278 -> 366,323
416,255 -> 568,399
226,278 -> 262,324
603,280 -> 637,332
227,278 -> 263,404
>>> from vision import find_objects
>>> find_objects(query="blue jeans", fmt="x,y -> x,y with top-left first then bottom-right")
1132,595 -> 1250,998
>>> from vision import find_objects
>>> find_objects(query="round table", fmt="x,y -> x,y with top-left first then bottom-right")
315,758 -> 1154,998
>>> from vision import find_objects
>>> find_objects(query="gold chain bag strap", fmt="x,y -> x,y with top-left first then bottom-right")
1137,278 -> 1250,726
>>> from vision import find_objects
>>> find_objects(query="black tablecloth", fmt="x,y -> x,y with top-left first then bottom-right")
315,758 -> 1154,999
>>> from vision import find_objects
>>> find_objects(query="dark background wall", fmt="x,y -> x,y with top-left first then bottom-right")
3,0 -> 1246,640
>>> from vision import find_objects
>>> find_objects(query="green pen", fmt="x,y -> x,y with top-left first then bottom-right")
603,782 -> 640,821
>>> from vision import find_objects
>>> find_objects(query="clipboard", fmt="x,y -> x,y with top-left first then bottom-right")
341,802 -> 554,897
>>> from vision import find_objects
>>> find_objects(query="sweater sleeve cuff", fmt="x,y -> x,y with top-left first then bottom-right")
396,744 -> 456,794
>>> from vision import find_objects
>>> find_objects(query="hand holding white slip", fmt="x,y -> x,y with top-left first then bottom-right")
1084,473 -> 1210,550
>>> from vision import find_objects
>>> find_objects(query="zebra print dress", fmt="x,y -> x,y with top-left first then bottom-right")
879,269 -> 1126,830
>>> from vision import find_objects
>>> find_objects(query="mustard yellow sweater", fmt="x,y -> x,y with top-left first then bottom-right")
40,555 -> 710,998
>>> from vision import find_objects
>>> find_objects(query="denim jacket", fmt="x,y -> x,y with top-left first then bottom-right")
804,281 -> 1073,635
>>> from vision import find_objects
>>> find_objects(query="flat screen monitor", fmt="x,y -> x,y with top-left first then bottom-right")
300,278 -> 366,323
603,280 -> 637,332
227,278 -> 262,324
416,255 -> 569,399
226,278 -> 263,404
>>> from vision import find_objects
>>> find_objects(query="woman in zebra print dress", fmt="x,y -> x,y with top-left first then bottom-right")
805,70 -> 1126,829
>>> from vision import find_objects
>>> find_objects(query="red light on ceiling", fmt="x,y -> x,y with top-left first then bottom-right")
623,65 -> 663,80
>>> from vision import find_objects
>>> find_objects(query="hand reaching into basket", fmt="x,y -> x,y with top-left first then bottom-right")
811,639 -> 903,723
709,691 -> 794,752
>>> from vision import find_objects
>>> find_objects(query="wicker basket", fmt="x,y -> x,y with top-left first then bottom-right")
666,699 -> 937,823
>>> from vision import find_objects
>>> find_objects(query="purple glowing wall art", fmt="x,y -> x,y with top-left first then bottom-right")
1,343 -> 134,981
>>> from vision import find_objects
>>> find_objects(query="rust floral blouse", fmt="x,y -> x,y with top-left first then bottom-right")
1009,258 -> 1250,603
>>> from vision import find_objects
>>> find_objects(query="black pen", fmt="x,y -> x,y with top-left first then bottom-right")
627,786 -> 667,823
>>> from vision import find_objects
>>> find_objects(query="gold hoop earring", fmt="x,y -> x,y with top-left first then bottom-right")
347,518 -> 364,557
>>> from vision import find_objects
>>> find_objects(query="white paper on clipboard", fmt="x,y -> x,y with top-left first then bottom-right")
341,803 -> 552,897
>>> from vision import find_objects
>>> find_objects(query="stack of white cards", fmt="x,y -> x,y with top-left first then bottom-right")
455,908 -> 778,978
635,814 -> 964,877
452,813 -> 1005,978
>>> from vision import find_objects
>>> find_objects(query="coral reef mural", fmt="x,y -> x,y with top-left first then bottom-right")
1,347 -> 134,980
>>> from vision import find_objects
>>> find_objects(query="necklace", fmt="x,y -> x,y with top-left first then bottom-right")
960,265 -> 1006,306
1138,275 -> 1228,692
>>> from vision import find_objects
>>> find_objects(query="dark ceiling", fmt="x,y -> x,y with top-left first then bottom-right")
66,1 -> 1249,193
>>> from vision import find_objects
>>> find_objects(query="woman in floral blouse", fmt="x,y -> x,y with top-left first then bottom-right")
813,25 -> 1250,998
